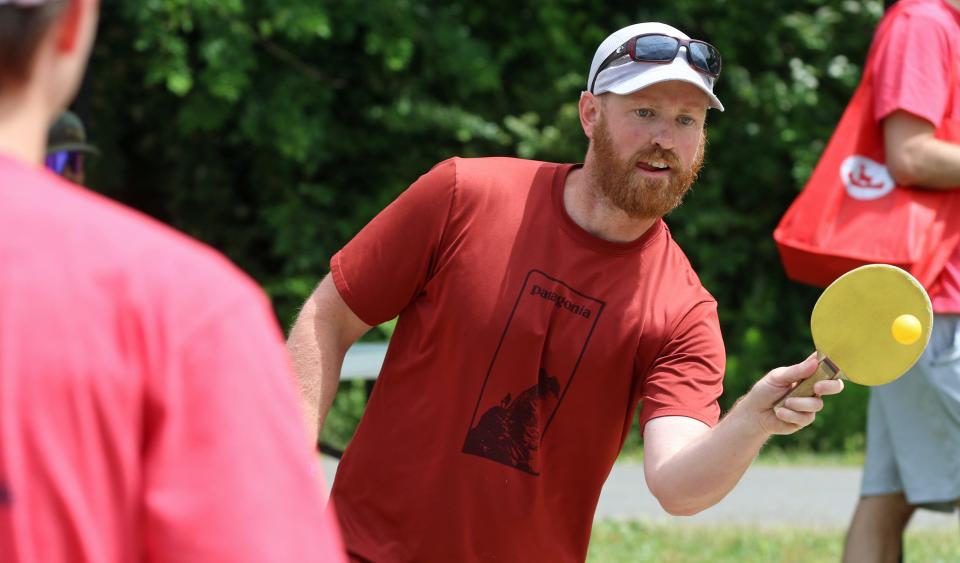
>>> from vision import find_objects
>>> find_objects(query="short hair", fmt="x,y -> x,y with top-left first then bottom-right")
0,2 -> 67,91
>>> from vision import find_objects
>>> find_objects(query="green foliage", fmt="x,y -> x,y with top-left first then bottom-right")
588,521 -> 960,562
319,380 -> 369,453
86,0 -> 887,453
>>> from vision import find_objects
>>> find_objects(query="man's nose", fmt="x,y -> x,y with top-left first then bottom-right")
650,124 -> 676,150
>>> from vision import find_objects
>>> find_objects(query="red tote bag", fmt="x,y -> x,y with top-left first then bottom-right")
773,13 -> 960,290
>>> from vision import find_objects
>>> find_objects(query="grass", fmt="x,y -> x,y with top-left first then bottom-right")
588,520 -> 960,562
616,447 -> 864,467
753,447 -> 863,467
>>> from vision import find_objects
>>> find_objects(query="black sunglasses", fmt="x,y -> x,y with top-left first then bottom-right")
590,33 -> 722,94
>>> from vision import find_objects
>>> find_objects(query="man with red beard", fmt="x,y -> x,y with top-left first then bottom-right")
289,22 -> 843,563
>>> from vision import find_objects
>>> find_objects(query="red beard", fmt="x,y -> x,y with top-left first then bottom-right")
590,117 -> 705,219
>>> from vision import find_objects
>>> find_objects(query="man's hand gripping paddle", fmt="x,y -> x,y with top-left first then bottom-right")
777,264 -> 933,406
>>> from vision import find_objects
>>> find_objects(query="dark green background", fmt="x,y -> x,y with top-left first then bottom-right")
81,0 -> 890,453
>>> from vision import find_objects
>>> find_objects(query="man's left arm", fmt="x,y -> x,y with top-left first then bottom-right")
871,10 -> 960,190
884,110 -> 960,189
641,354 -> 843,516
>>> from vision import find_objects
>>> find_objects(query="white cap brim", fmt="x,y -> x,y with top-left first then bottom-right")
594,51 -> 724,111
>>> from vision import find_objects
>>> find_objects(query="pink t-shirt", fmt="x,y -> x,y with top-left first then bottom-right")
0,155 -> 345,562
330,157 -> 724,562
870,0 -> 960,312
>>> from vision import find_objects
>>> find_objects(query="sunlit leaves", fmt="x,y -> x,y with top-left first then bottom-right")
88,0 -> 887,453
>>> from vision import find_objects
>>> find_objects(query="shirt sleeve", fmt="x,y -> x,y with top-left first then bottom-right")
331,158 -> 458,326
142,281 -> 345,563
870,10 -> 953,127
637,300 -> 725,432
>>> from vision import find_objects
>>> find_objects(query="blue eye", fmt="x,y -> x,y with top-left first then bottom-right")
678,115 -> 696,126
634,109 -> 653,118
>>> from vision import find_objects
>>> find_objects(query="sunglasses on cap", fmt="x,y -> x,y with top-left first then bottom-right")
44,151 -> 85,176
590,33 -> 722,94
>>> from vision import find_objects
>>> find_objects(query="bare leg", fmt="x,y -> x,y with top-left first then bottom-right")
843,494 -> 915,563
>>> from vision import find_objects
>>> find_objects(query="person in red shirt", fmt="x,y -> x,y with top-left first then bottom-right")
843,1 -> 960,561
0,2 -> 345,562
289,21 -> 844,563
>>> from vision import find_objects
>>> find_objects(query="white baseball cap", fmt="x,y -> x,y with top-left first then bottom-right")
587,22 -> 724,111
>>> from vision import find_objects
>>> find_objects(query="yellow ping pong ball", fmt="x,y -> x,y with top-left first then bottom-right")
891,314 -> 922,345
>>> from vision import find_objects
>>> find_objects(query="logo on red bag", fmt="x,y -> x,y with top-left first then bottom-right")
841,156 -> 895,200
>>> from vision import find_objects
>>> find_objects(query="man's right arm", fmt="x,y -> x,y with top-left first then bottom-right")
289,160 -> 458,443
287,274 -> 372,444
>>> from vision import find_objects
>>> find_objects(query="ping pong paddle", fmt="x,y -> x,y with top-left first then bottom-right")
777,264 -> 933,407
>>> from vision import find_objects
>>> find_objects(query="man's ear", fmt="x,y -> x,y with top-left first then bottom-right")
54,0 -> 84,53
579,92 -> 602,141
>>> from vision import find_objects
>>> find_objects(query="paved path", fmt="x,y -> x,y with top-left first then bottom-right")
593,462 -> 956,530
320,458 -> 957,530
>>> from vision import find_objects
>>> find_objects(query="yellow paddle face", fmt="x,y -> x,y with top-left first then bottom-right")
811,264 -> 932,386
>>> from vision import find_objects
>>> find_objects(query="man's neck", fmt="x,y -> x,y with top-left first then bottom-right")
0,88 -> 49,167
563,166 -> 658,244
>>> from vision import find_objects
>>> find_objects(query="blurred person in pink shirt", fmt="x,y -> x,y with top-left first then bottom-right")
0,1 -> 345,562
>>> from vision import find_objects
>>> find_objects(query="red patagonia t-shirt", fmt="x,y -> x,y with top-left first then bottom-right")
330,157 -> 725,562
870,0 -> 960,312
0,155 -> 345,563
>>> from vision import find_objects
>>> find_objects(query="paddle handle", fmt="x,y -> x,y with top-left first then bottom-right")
775,356 -> 841,408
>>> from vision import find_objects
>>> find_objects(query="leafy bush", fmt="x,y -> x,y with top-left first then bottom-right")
85,0 -> 886,453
